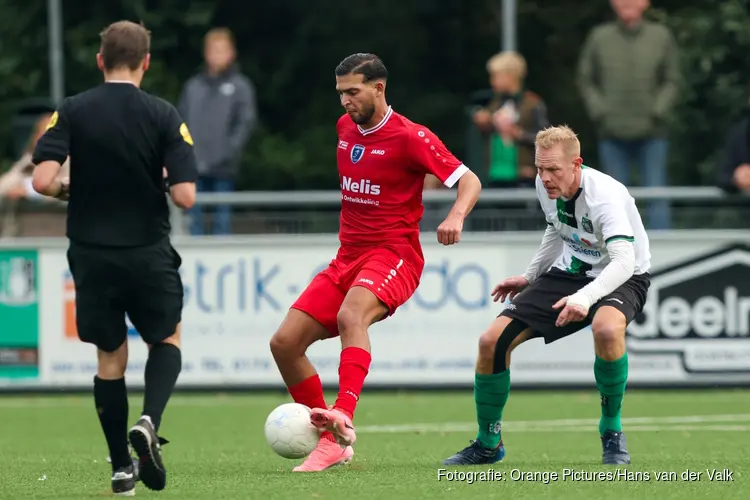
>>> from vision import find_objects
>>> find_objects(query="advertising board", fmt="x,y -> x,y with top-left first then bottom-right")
1,231 -> 748,389
0,249 -> 40,383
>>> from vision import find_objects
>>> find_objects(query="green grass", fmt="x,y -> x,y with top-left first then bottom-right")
0,390 -> 748,499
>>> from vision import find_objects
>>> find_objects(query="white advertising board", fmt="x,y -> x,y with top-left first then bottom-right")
4,231 -> 750,388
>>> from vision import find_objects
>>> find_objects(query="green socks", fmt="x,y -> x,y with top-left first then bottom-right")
475,370 -> 511,448
472,355 -> 626,447
594,353 -> 628,436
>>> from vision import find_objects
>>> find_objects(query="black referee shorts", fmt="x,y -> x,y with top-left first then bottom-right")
66,237 -> 184,352
499,267 -> 650,344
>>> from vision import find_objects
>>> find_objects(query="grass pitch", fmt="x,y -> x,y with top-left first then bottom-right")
0,389 -> 747,499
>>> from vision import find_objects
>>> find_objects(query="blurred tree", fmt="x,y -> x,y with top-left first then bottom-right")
0,0 -> 216,162
0,0 -> 49,160
1,0 -> 750,191
653,0 -> 750,185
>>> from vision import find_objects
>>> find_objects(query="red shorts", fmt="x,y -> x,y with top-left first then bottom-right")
291,246 -> 422,337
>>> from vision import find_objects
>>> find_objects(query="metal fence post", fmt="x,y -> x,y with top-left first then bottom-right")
47,0 -> 65,105
501,0 -> 517,52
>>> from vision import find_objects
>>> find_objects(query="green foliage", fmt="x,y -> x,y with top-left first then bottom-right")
1,0 -> 749,189
652,0 -> 750,185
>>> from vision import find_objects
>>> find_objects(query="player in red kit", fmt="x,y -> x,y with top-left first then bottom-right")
269,53 -> 482,472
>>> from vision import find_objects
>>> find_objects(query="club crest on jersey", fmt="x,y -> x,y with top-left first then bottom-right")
581,215 -> 594,234
350,144 -> 365,164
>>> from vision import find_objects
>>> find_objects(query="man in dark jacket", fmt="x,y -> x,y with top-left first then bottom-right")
178,27 -> 257,235
577,0 -> 680,230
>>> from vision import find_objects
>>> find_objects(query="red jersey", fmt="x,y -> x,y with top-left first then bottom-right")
335,106 -> 468,268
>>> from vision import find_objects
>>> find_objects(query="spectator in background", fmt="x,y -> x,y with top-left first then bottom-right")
0,113 -> 69,237
178,27 -> 257,235
577,0 -> 680,230
472,51 -> 549,188
717,101 -> 750,193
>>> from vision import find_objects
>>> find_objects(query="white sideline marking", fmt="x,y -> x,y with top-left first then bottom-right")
358,424 -> 750,434
356,414 -> 750,434
0,398 -> 748,433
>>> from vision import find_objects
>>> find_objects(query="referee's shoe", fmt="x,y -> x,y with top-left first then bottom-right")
111,457 -> 139,496
129,417 -> 169,491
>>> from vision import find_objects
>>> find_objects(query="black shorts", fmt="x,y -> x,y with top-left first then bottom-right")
67,237 -> 184,352
499,267 -> 650,344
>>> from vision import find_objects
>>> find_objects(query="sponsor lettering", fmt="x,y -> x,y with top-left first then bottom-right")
342,195 -> 379,206
341,175 -> 381,196
627,245 -> 750,373
561,234 -> 601,257
631,287 -> 750,339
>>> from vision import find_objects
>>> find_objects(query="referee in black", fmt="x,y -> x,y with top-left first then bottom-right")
32,21 -> 197,496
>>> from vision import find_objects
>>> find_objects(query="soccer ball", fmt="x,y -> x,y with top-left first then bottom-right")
264,403 -> 320,459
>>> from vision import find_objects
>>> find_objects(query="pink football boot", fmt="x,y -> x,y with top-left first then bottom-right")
292,438 -> 354,472
309,408 -> 357,447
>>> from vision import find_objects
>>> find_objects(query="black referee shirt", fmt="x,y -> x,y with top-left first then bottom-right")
32,82 -> 198,247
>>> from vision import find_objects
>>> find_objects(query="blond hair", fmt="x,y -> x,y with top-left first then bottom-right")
486,51 -> 527,79
535,125 -> 581,157
205,27 -> 235,48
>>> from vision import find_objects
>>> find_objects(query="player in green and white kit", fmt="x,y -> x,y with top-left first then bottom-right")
443,125 -> 651,466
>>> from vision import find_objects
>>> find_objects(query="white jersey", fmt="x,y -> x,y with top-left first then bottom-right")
537,166 -> 651,278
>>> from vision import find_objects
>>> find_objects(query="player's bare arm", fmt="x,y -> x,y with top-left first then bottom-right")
168,180 -> 196,209
32,160 -> 69,199
491,276 -> 529,303
437,169 -> 481,245
32,105 -> 70,200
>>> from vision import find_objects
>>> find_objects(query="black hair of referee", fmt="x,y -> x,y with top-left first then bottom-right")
31,20 -> 199,494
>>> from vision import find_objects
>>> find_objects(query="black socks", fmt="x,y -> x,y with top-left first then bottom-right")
94,376 -> 131,471
142,343 -> 182,432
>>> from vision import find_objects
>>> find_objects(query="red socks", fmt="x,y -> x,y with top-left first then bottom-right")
287,347 -> 372,444
288,374 -> 336,443
333,347 -> 372,419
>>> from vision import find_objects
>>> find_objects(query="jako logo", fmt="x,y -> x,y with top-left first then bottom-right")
341,176 -> 380,195
627,245 -> 750,374
371,149 -> 385,155
358,278 -> 374,285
